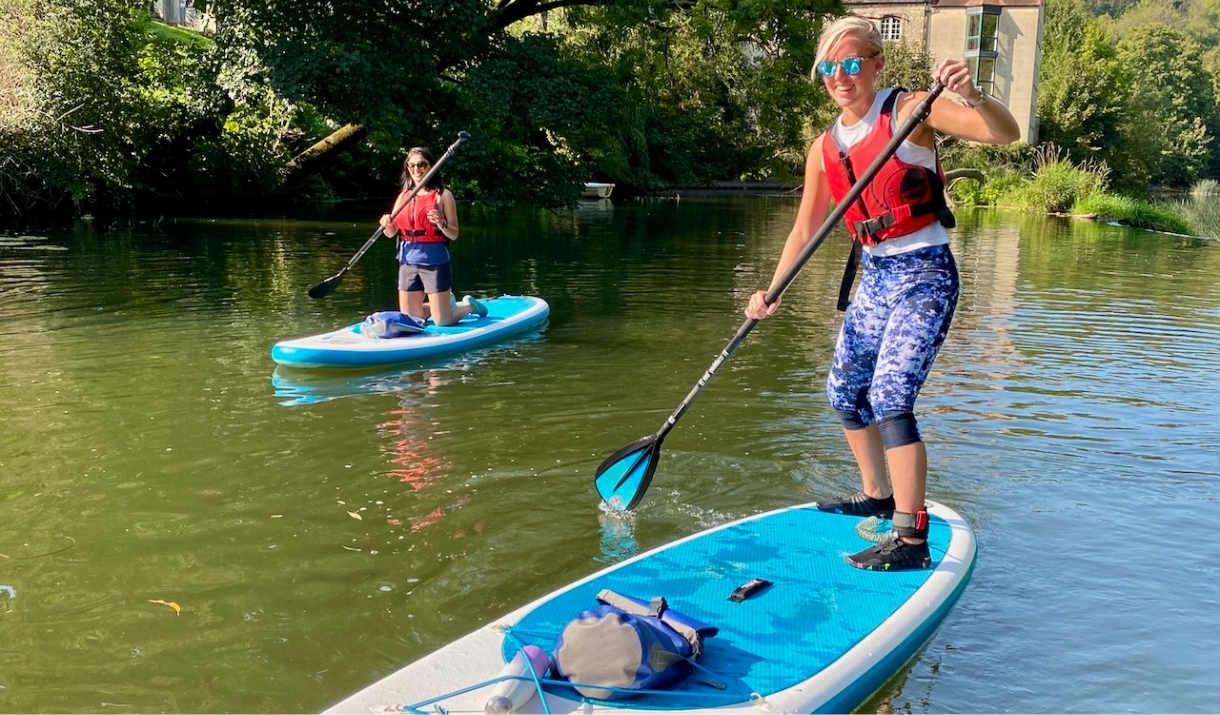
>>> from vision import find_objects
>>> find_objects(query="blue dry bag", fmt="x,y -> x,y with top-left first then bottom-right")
360,311 -> 426,339
552,589 -> 718,700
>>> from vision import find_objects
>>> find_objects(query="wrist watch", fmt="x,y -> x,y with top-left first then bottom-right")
965,89 -> 989,108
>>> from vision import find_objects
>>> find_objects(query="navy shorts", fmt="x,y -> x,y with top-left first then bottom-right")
398,262 -> 453,294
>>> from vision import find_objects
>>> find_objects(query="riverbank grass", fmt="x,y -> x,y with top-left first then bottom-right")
1074,194 -> 1194,235
948,143 -> 1200,236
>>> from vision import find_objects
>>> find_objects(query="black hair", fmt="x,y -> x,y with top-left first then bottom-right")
401,147 -> 443,191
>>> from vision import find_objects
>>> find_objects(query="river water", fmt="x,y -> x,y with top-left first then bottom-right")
1,198 -> 1217,713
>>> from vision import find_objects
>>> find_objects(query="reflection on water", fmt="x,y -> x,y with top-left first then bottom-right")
380,372 -> 448,496
2,205 -> 1219,714
271,365 -> 427,406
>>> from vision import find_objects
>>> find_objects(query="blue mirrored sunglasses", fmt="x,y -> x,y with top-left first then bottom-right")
816,55 -> 869,77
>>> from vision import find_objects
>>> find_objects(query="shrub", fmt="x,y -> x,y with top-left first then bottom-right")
1075,193 -> 1194,235
1169,195 -> 1220,238
1017,143 -> 1109,213
981,168 -> 1030,207
1190,178 -> 1219,197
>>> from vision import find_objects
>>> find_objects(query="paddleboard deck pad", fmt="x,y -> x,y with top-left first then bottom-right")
272,295 -> 549,368
324,500 -> 976,714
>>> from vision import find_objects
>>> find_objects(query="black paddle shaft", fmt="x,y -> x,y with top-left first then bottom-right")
308,131 -> 471,299
650,83 -> 946,443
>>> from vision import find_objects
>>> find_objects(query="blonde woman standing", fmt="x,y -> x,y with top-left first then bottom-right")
745,16 -> 1019,571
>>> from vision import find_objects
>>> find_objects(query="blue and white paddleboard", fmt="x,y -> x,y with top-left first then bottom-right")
324,500 -> 976,714
272,295 -> 549,369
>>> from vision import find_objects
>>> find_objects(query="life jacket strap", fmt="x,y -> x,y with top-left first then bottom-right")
852,203 -> 953,237
836,241 -> 862,312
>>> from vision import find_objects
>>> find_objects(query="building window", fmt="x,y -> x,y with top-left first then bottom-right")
880,16 -> 902,42
965,9 -> 999,52
964,6 -> 1001,97
968,56 -> 996,96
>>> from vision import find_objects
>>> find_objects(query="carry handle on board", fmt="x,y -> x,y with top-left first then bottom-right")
593,83 -> 947,512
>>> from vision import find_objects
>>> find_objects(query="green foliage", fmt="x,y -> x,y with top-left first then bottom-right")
6,0 -> 841,210
0,0 -> 242,210
875,41 -> 933,93
1016,144 -> 1108,213
1174,193 -> 1220,237
1114,24 -> 1217,188
1102,0 -> 1220,49
445,31 -> 620,205
967,143 -> 1109,212
1083,0 -> 1140,17
978,169 -> 1028,206
207,0 -> 488,131
1037,7 -> 1128,171
941,140 -> 1032,173
148,19 -> 214,49
1075,193 -> 1194,234
37,0 -> 1220,215
551,1 -> 831,189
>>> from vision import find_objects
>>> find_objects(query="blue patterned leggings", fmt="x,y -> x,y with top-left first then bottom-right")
826,244 -> 959,447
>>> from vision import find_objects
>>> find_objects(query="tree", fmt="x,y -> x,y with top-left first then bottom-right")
876,40 -> 932,95
1036,18 -> 1127,168
1115,24 -> 1216,187
1103,0 -> 1220,49
207,0 -> 836,191
1,0 -> 219,210
551,1 -> 829,186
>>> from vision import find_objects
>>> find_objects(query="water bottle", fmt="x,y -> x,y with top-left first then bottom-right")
483,644 -> 550,714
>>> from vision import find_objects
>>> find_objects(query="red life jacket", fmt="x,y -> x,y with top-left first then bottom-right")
391,188 -> 447,243
821,89 -> 952,247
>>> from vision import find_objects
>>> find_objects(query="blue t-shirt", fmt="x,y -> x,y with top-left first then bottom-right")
398,240 -> 450,267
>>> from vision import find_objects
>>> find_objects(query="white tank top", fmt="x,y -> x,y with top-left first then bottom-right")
823,89 -> 950,257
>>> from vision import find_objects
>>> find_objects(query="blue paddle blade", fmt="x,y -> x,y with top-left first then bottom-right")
594,435 -> 661,512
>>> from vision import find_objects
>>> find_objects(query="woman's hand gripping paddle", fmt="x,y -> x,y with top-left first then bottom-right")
307,131 -> 471,300
595,83 -> 946,512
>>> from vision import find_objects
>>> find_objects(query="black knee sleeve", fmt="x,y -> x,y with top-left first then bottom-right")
877,412 -> 921,449
834,409 -> 869,430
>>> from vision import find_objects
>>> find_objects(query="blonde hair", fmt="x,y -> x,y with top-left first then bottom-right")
813,15 -> 884,78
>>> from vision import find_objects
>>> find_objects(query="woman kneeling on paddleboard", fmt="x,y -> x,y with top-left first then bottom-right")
379,147 -> 488,326
745,15 -> 1019,571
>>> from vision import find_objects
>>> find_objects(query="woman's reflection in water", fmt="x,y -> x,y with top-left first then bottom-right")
379,370 -> 452,531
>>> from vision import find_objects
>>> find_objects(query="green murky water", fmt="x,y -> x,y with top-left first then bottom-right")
2,199 -> 1217,712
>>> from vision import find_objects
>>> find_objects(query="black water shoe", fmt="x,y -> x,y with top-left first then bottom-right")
815,490 -> 895,518
847,536 -> 931,571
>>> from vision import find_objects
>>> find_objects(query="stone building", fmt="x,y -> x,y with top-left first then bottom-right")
845,0 -> 1044,143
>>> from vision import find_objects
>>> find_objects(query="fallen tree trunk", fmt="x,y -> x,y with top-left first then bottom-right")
280,123 -> 368,184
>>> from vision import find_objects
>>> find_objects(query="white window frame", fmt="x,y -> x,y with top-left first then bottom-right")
880,16 -> 903,42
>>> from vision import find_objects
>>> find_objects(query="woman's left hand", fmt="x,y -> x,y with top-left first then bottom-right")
427,208 -> 446,228
934,59 -> 983,105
